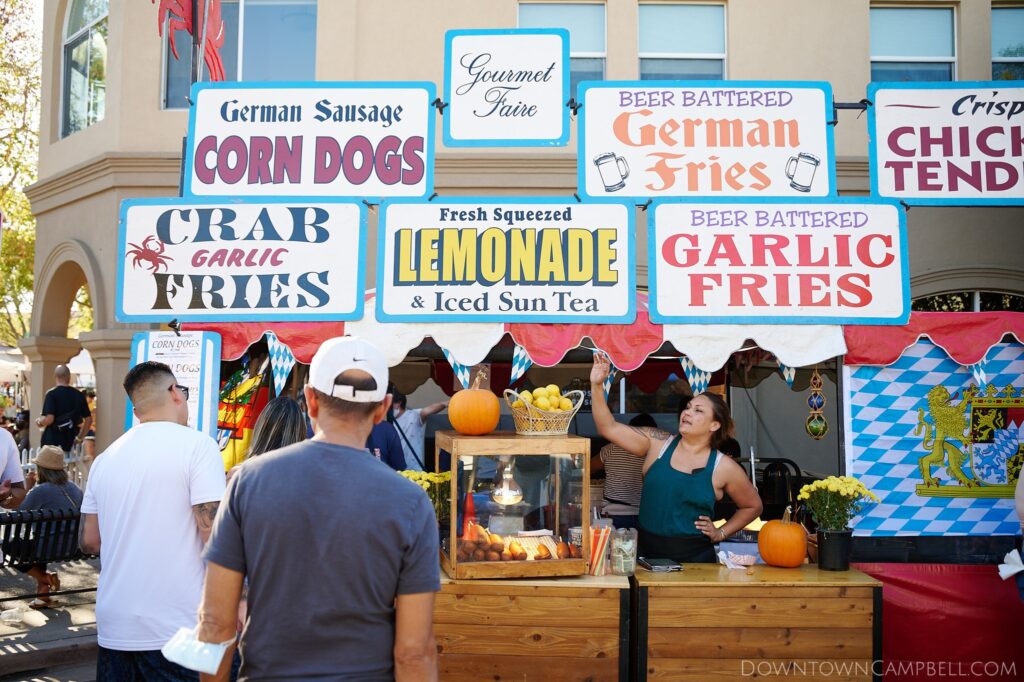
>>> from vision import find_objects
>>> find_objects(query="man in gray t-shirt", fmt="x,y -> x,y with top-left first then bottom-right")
198,338 -> 440,681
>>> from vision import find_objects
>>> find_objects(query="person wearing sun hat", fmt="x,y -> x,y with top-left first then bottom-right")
5,445 -> 83,608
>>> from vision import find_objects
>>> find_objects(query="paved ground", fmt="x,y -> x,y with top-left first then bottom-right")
0,561 -> 98,681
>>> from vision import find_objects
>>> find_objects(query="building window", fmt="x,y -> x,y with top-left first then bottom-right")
62,0 -> 108,136
639,3 -> 725,80
992,7 -> 1024,80
912,292 -> 1024,312
870,7 -> 955,82
519,3 -> 605,97
164,0 -> 317,110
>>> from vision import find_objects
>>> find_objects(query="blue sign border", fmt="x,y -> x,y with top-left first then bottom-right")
182,80 -> 437,201
376,196 -> 636,324
577,80 -> 838,201
116,196 -> 368,323
443,28 -> 570,148
647,196 -> 910,325
867,80 -> 1024,206
125,331 -> 221,439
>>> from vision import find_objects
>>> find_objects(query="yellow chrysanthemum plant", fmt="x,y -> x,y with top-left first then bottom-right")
399,470 -> 453,523
797,476 -> 879,531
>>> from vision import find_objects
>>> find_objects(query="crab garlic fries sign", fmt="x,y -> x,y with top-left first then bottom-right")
868,82 -> 1024,205
579,81 -> 836,200
376,199 -> 635,323
116,198 -> 366,322
649,200 -> 909,324
183,82 -> 435,199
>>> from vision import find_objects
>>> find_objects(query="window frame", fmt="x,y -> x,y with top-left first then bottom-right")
991,5 -> 1024,79
518,2 -> 607,84
60,0 -> 109,137
637,2 -> 728,81
869,5 -> 958,82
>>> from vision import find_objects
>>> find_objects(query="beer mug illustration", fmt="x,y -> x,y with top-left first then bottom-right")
594,152 -> 630,192
785,152 -> 820,193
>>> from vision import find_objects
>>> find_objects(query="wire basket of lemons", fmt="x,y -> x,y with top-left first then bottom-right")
503,385 -> 585,436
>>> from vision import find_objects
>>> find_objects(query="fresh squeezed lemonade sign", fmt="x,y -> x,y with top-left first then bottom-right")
579,82 -> 835,199
869,83 -> 1024,204
649,200 -> 909,324
444,29 -> 569,146
183,82 -> 435,198
117,199 -> 366,322
377,200 -> 634,322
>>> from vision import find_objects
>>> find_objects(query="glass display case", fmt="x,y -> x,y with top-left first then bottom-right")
435,431 -> 591,579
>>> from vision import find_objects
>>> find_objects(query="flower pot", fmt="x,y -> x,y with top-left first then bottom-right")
816,528 -> 852,571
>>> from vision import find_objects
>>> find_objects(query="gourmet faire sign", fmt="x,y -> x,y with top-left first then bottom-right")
649,200 -> 909,324
579,81 -> 836,200
183,82 -> 435,198
377,198 -> 635,322
444,29 -> 569,146
869,82 -> 1024,205
117,198 -> 366,322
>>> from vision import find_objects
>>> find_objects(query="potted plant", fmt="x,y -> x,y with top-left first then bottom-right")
797,476 -> 878,571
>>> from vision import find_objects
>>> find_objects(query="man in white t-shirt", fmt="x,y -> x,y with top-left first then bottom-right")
0,428 -> 26,509
81,361 -> 225,681
390,388 -> 446,471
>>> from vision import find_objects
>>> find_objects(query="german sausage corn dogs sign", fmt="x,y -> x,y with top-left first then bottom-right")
649,199 -> 909,324
868,82 -> 1024,205
579,81 -> 836,200
443,28 -> 569,146
116,198 -> 367,322
377,198 -> 635,322
183,82 -> 435,198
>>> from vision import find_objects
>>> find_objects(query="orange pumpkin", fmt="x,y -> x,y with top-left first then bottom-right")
757,506 -> 807,568
448,369 -> 500,435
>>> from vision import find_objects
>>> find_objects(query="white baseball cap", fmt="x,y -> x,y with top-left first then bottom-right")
308,336 -> 389,403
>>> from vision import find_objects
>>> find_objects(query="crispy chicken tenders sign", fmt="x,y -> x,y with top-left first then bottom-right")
117,198 -> 366,322
377,199 -> 635,322
183,82 -> 435,198
650,200 -> 909,324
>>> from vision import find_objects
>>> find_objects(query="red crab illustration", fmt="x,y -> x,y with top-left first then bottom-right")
154,0 -> 227,82
126,236 -> 174,273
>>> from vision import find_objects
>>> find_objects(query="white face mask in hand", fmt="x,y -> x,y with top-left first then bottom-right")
161,627 -> 235,674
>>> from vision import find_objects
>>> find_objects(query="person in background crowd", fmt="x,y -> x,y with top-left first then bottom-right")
227,396 -> 308,482
593,413 -> 670,529
82,389 -> 97,461
15,412 -> 30,452
81,361 -> 225,681
390,388 -> 447,471
0,425 -> 26,510
591,351 -> 762,563
367,419 -> 407,471
36,365 -> 91,454
5,445 -> 83,608
197,337 -> 440,681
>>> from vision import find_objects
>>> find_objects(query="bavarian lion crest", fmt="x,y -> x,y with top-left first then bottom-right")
915,384 -> 1023,498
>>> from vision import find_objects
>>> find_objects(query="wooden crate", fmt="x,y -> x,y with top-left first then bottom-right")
634,564 -> 882,682
435,573 -> 630,681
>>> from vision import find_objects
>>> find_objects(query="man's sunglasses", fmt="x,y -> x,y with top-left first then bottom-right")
169,384 -> 190,400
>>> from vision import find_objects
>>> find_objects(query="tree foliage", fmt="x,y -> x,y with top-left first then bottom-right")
0,0 -> 40,346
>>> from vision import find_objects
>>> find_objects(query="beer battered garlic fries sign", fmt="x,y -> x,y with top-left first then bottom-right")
377,199 -> 635,322
649,199 -> 909,324
117,198 -> 366,322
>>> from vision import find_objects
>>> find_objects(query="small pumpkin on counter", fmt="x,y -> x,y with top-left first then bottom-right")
757,506 -> 808,568
448,368 -> 500,436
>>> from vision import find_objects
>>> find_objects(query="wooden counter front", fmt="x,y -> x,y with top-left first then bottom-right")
435,572 -> 630,681
633,564 -> 882,681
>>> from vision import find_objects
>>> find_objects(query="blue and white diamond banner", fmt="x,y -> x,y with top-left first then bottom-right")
843,339 -> 1023,536
265,331 -> 296,398
680,356 -> 712,394
510,344 -> 533,386
778,362 -> 797,388
442,347 -> 472,389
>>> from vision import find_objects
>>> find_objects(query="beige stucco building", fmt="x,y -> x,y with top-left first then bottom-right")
25,0 -> 1024,451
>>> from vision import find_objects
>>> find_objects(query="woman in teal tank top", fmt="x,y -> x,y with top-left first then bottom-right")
590,352 -> 763,563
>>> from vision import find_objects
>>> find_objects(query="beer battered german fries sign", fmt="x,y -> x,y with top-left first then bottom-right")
183,82 -> 435,199
117,198 -> 367,322
377,198 -> 635,322
868,82 -> 1024,205
579,81 -> 836,200
649,199 -> 909,324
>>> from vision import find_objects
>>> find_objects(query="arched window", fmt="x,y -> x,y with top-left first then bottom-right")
62,0 -> 108,136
